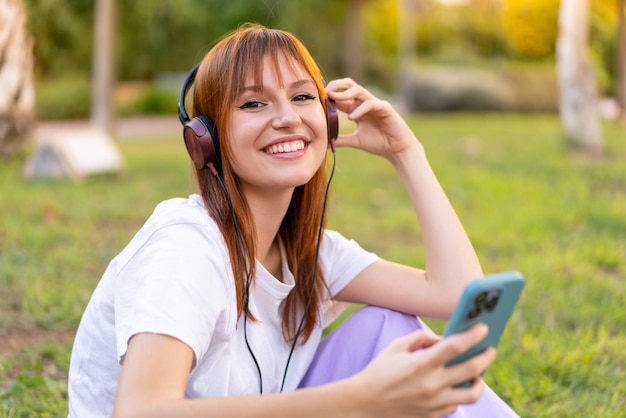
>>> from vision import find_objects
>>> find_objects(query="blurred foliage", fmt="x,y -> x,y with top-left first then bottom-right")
362,0 -> 397,58
502,0 -> 560,59
23,0 -> 93,77
117,0 -> 279,80
34,74 -> 91,120
23,0 -> 622,79
23,0 -> 347,81
590,0 -> 621,95
502,0 -> 619,95
361,0 -> 618,92
21,0 -> 622,118
117,84 -> 179,117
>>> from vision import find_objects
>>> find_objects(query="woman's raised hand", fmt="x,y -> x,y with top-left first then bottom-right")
326,78 -> 421,162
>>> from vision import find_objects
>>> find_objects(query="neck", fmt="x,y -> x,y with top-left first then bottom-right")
244,187 -> 294,267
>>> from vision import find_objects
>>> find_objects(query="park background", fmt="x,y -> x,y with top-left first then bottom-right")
1,0 -> 625,416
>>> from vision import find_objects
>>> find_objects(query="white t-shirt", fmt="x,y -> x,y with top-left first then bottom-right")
68,194 -> 379,417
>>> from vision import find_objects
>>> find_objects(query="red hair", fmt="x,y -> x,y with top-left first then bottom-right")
190,23 -> 331,344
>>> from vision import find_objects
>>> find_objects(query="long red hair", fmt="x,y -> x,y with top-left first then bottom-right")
190,24 -> 331,344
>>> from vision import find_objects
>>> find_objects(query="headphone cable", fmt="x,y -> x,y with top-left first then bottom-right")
280,148 -> 336,392
211,163 -> 264,394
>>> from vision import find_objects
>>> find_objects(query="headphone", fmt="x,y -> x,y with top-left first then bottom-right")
177,63 -> 339,171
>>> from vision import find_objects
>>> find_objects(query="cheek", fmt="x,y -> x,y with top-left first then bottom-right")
227,117 -> 249,143
222,123 -> 251,173
225,116 -> 261,153
309,107 -> 329,141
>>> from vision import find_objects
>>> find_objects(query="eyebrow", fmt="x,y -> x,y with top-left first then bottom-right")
242,79 -> 316,92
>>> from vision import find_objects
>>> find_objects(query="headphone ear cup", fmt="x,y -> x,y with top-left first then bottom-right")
325,98 -> 339,145
183,116 -> 220,169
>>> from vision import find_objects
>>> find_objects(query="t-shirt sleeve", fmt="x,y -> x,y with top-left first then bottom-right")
320,229 -> 380,298
113,222 -> 234,367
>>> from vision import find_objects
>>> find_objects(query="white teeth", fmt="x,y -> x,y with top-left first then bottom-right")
265,140 -> 305,154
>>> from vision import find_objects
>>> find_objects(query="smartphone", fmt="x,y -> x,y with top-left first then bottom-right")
443,270 -> 525,384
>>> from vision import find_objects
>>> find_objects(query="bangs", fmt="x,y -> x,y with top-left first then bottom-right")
230,28 -> 325,100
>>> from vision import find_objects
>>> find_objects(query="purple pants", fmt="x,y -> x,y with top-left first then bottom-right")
299,306 -> 519,417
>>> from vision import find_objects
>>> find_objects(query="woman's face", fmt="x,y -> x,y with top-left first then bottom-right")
227,54 -> 328,198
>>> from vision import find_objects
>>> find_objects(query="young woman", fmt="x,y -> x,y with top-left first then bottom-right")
68,23 -> 519,417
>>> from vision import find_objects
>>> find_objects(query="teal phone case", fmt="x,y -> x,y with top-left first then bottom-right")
443,270 -> 525,369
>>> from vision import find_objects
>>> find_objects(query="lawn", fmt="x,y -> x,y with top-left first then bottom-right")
1,113 -> 625,417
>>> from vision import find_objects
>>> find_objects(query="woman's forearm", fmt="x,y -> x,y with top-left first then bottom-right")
113,378 -> 368,418
390,142 -> 483,302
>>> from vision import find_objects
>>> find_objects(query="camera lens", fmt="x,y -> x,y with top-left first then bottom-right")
485,290 -> 500,311
475,292 -> 487,305
468,306 -> 481,319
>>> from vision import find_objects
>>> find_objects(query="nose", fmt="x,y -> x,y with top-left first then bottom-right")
271,99 -> 302,130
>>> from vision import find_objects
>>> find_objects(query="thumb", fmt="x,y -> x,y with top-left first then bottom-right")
332,132 -> 360,150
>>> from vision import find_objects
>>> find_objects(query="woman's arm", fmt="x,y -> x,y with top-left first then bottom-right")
327,79 -> 482,318
113,327 -> 494,418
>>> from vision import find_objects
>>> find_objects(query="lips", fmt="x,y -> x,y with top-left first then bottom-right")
263,139 -> 306,155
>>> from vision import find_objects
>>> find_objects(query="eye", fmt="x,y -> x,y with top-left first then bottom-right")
238,100 -> 265,110
292,93 -> 316,102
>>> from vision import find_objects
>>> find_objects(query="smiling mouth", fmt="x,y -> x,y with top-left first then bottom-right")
264,140 -> 306,155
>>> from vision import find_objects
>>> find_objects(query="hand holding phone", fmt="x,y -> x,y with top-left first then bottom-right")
443,271 -> 525,386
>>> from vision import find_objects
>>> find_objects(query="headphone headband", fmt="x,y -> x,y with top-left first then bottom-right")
178,63 -> 200,124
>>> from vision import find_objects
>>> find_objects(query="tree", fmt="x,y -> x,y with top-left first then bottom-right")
617,0 -> 626,116
0,0 -> 35,158
22,0 -> 122,180
345,0 -> 367,82
396,0 -> 418,109
555,0 -> 603,153
91,0 -> 115,134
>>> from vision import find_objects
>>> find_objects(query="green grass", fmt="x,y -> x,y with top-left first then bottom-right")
1,342 -> 71,417
1,113 -> 625,416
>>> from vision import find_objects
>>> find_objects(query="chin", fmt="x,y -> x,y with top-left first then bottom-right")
279,174 -> 315,188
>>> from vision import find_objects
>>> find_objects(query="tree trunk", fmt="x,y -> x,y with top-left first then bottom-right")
345,0 -> 366,83
616,0 -> 626,115
0,0 -> 35,159
91,0 -> 116,134
397,0 -> 418,110
23,0 -> 122,180
556,0 -> 603,153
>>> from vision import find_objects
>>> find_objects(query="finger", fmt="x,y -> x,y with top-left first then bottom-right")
331,133 -> 359,149
409,323 -> 488,374
406,331 -> 441,352
437,377 -> 487,407
329,85 -> 374,105
326,81 -> 376,115
431,323 -> 489,365
386,329 -> 441,355
345,98 -> 391,121
447,347 -> 497,388
325,77 -> 358,93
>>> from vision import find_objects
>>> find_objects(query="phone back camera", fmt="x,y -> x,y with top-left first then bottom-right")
467,289 -> 501,320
